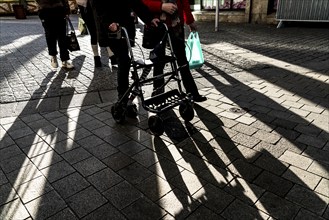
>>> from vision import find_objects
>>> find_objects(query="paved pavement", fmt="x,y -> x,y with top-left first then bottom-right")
0,15 -> 329,220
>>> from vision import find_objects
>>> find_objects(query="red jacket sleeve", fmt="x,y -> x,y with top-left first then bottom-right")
143,0 -> 195,25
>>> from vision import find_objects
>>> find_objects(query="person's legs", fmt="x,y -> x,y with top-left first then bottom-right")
109,39 -> 130,103
79,3 -> 102,67
170,27 -> 206,102
40,15 -> 59,68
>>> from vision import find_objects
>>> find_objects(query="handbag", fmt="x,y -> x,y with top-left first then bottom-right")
142,24 -> 166,49
78,16 -> 88,35
66,17 -> 80,52
185,32 -> 204,69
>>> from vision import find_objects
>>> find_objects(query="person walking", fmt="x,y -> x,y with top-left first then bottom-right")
143,0 -> 207,102
91,0 -> 159,117
35,0 -> 74,69
76,0 -> 117,67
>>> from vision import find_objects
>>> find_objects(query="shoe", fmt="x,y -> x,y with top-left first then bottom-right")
51,56 -> 58,68
110,56 -> 118,68
94,56 -> 102,67
62,60 -> 74,69
126,104 -> 138,118
193,95 -> 207,102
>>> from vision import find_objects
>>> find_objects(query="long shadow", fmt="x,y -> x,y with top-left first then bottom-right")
203,48 -> 329,109
193,104 -> 328,218
196,61 -> 329,172
0,65 -> 76,219
152,110 -> 264,218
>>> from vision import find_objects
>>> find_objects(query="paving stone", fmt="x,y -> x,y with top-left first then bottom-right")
118,162 -> 153,185
0,183 -> 18,206
252,130 -> 281,144
222,199 -> 269,220
102,151 -> 135,171
76,135 -> 105,149
282,166 -> 322,190
256,192 -> 300,219
254,154 -> 289,176
82,203 -> 126,220
65,186 -> 107,218
227,145 -> 261,163
103,180 -> 143,210
315,178 -> 329,197
148,157 -> 184,181
294,208 -> 327,220
47,208 -> 78,220
41,160 -> 76,183
62,147 -> 92,165
50,138 -> 81,154
122,197 -> 166,220
103,132 -> 131,147
227,159 -> 262,182
279,150 -> 313,170
158,188 -> 200,218
186,205 -> 223,220
15,175 -> 53,204
87,168 -> 123,192
73,156 -> 107,177
25,190 -> 66,219
132,148 -> 162,168
117,140 -> 147,157
231,133 -> 260,148
286,184 -> 329,216
52,172 -> 90,199
0,145 -> 23,161
297,134 -> 327,149
307,161 -> 329,179
0,198 -> 30,220
302,147 -> 329,165
253,170 -> 293,197
223,177 -> 265,205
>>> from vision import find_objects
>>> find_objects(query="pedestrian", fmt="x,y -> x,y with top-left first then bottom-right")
91,0 -> 159,116
35,0 -> 74,69
143,0 -> 207,102
76,0 -> 117,68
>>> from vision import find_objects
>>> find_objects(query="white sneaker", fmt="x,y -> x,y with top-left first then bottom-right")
51,56 -> 58,68
62,60 -> 74,69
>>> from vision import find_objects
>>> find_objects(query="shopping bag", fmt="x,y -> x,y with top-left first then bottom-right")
185,32 -> 204,69
66,17 -> 80,52
78,16 -> 88,35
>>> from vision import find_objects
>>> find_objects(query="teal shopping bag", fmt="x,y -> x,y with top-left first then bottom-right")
185,32 -> 204,69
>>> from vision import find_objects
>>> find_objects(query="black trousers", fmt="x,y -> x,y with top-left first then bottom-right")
39,8 -> 70,61
78,3 -> 98,45
153,25 -> 200,96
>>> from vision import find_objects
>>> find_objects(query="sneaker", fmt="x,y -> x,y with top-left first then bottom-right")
51,56 -> 58,68
110,56 -> 118,68
193,95 -> 207,102
62,60 -> 74,69
126,104 -> 138,118
94,56 -> 102,67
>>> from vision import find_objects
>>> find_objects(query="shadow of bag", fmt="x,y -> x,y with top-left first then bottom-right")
185,32 -> 204,69
66,17 -> 80,52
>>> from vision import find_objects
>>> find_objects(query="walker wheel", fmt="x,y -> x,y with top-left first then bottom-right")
111,103 -> 126,124
179,102 -> 194,121
148,115 -> 164,136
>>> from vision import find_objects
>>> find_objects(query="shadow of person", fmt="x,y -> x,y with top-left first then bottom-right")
0,64 -> 77,219
193,103 -> 328,219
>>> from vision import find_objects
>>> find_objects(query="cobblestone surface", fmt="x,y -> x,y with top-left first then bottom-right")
0,15 -> 329,219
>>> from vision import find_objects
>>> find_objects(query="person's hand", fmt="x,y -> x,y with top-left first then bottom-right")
189,22 -> 197,32
151,18 -> 160,27
161,2 -> 177,14
108,23 -> 119,32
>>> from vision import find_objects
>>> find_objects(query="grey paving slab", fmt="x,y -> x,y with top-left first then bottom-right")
0,15 -> 329,220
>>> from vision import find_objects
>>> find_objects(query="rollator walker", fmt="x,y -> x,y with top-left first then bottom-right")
111,23 -> 195,136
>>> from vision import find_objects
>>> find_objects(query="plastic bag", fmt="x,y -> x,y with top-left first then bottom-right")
78,16 -> 88,35
185,32 -> 204,69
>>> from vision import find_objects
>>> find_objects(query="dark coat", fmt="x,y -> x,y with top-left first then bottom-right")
90,0 -> 154,47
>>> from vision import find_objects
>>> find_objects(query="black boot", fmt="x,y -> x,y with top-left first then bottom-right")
94,56 -> 102,67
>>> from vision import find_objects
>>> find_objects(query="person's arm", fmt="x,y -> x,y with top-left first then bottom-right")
179,0 -> 197,31
131,0 -> 158,25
